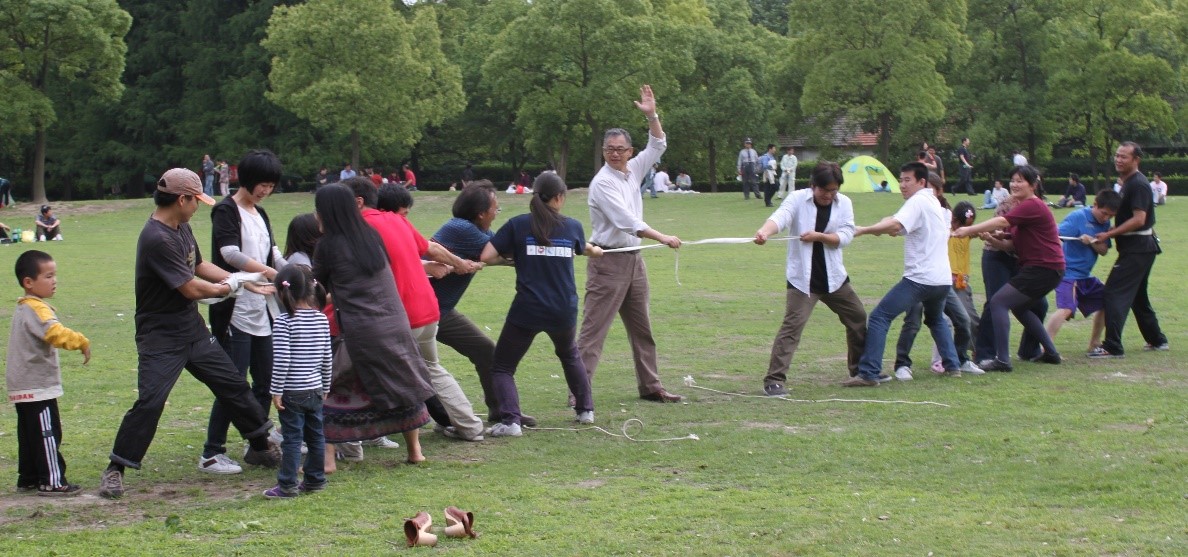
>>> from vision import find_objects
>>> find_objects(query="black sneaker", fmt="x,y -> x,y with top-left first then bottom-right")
979,359 -> 1014,372
764,383 -> 788,397
1030,352 -> 1062,365
38,483 -> 82,497
298,480 -> 326,493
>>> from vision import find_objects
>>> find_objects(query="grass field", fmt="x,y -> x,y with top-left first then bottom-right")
0,188 -> 1184,556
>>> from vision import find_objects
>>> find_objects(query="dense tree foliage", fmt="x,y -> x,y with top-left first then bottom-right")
0,0 -> 1184,199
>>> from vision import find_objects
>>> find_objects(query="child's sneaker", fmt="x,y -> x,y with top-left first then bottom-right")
298,480 -> 326,493
263,485 -> 298,499
37,483 -> 82,497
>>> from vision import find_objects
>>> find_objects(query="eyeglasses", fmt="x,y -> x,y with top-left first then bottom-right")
603,147 -> 633,154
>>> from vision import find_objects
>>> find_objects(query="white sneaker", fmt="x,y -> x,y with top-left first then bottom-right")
361,436 -> 400,449
37,235 -> 45,242
576,411 -> 594,424
486,423 -> 522,437
198,453 -> 243,474
335,441 -> 364,462
894,366 -> 914,381
959,360 -> 985,375
52,234 -> 62,241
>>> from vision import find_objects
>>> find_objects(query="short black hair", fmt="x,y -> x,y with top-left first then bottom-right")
15,249 -> 52,288
237,149 -> 283,193
344,176 -> 378,208
452,181 -> 496,222
900,161 -> 929,181
1120,141 -> 1144,159
1095,189 -> 1122,212
377,183 -> 414,213
810,161 -> 844,189
1069,173 -> 1080,182
154,189 -> 183,207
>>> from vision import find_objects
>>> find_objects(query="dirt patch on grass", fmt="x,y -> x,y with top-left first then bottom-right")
576,479 -> 606,489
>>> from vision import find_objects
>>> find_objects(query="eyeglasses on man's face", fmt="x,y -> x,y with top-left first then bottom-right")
603,146 -> 633,155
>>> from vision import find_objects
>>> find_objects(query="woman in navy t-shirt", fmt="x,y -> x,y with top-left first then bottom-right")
481,173 -> 603,437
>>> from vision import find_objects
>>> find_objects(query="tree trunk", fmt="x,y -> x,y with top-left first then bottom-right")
879,113 -> 892,163
1085,113 -> 1100,188
708,138 -> 719,192
558,138 -> 569,181
32,127 -> 48,204
350,128 -> 361,170
586,112 -> 601,177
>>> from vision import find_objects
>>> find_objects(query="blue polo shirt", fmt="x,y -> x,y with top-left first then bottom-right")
429,217 -> 493,313
489,214 -> 587,330
1057,207 -> 1111,279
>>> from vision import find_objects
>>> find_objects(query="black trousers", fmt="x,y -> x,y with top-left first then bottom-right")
16,399 -> 68,488
1101,251 -> 1166,355
109,335 -> 272,469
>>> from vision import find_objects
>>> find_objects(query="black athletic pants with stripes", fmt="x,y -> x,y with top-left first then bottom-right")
15,399 -> 69,489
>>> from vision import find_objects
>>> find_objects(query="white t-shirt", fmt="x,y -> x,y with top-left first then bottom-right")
653,171 -> 671,192
230,206 -> 274,336
893,188 -> 952,286
1151,179 -> 1167,200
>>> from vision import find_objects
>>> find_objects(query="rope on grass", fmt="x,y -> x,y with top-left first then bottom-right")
601,236 -> 800,285
527,418 -> 700,442
681,376 -> 951,408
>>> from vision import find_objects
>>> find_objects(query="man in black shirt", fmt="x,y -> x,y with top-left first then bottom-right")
100,169 -> 279,499
957,137 -> 975,195
1089,142 -> 1168,358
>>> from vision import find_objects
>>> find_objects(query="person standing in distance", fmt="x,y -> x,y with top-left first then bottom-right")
578,85 -> 684,403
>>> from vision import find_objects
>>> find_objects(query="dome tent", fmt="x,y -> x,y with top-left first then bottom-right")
840,156 -> 900,193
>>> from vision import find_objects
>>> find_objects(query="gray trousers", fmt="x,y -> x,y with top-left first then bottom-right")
578,252 -> 664,397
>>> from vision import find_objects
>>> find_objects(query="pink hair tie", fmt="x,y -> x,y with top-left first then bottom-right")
281,280 -> 290,287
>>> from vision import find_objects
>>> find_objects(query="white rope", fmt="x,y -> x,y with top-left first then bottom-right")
601,236 -> 800,285
527,418 -> 699,442
1059,235 -> 1099,243
681,376 -> 951,407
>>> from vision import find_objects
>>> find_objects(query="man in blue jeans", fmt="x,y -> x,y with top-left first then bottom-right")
843,162 -> 962,387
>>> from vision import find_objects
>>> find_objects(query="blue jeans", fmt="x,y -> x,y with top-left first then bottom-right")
859,278 -> 959,380
203,174 -> 215,197
276,390 -> 326,493
894,287 -> 974,368
204,326 -> 273,457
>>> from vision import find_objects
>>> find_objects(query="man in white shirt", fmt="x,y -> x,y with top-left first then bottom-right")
578,85 -> 684,403
778,146 -> 798,198
652,165 -> 672,193
754,161 -> 866,397
1150,172 -> 1168,205
843,161 -> 962,386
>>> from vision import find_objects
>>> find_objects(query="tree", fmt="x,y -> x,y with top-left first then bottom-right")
482,0 -> 695,179
793,0 -> 971,162
263,0 -> 464,169
0,0 -> 131,203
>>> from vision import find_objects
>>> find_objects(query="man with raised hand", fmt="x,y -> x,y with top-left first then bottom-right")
842,162 -> 962,386
578,85 -> 684,404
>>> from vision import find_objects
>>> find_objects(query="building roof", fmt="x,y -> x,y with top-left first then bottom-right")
778,118 -> 880,149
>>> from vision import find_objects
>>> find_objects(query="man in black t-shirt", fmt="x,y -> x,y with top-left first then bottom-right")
99,169 -> 279,500
956,137 -> 974,195
1089,142 -> 1168,358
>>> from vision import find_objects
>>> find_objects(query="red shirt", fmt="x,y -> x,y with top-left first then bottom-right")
1004,197 -> 1065,271
369,173 -> 382,187
361,208 -> 439,328
402,169 -> 416,187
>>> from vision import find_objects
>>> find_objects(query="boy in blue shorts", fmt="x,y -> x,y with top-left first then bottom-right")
1044,190 -> 1121,353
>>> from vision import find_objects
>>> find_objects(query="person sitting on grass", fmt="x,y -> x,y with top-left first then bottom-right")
1053,174 -> 1087,208
7,250 -> 91,496
982,180 -> 1008,209
1044,189 -> 1120,355
481,173 -> 602,437
35,205 -> 62,242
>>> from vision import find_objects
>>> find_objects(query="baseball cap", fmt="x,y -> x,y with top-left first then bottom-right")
157,168 -> 215,205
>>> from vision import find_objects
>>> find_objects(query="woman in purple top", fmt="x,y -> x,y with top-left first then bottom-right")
954,165 -> 1064,371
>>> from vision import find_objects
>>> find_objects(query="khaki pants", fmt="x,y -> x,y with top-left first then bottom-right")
411,323 -> 483,438
578,252 -> 664,397
764,282 -> 867,385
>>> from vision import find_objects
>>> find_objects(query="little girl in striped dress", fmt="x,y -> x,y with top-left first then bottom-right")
264,265 -> 331,498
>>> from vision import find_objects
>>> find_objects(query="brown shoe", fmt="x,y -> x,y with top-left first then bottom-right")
841,376 -> 879,387
640,389 -> 683,403
443,506 -> 477,538
404,511 -> 435,547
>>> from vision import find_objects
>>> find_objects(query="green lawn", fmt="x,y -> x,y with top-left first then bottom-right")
0,189 -> 1184,556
